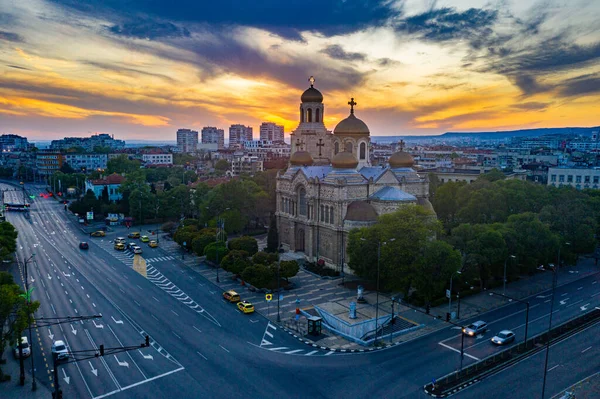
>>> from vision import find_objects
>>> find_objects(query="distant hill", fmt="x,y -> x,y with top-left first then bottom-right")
373,126 -> 600,143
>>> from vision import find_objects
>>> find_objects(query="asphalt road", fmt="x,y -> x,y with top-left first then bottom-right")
6,182 -> 600,399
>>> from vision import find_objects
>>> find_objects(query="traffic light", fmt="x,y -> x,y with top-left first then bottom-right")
426,304 -> 431,314
58,390 -> 63,399
145,335 -> 150,347
446,312 -> 450,322
99,344 -> 104,356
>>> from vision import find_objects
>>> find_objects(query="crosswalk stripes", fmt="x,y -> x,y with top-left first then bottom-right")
145,265 -> 221,327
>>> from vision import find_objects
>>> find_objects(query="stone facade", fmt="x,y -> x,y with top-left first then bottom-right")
276,79 -> 433,270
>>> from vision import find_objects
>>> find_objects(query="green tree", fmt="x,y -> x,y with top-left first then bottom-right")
228,236 -> 259,255
174,225 -> 199,250
241,264 -> 274,289
412,241 -> 462,302
192,234 -> 215,256
204,242 -> 229,264
220,250 -> 251,275
101,186 -> 110,204
161,221 -> 177,235
107,154 -> 141,174
479,168 -> 506,182
432,181 -> 466,231
279,260 -> 299,282
93,145 -> 112,153
266,215 -> 279,252
0,222 -> 18,260
60,162 -> 75,174
252,251 -> 278,265
215,159 -> 230,172
347,205 -> 442,295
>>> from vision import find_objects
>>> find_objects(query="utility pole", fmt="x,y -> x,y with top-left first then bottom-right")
24,254 -> 37,390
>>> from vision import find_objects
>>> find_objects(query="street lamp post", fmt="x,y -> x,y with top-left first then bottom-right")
503,255 -> 516,296
276,245 -> 284,322
448,270 -> 462,316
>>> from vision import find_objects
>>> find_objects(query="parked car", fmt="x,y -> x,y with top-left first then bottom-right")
237,300 -> 255,314
128,232 -> 140,239
90,231 -> 105,237
79,242 -> 89,250
491,330 -> 516,345
140,235 -> 150,243
463,321 -> 488,336
52,340 -> 69,360
14,336 -> 31,358
223,290 -> 240,303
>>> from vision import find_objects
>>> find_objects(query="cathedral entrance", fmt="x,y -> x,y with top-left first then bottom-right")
295,228 -> 305,252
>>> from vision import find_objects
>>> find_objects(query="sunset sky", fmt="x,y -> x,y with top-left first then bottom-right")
0,0 -> 599,141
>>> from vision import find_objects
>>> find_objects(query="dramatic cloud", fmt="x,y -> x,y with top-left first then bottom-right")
0,30 -> 24,42
559,73 -> 600,97
320,45 -> 367,62
108,19 -> 190,40
398,7 -> 498,43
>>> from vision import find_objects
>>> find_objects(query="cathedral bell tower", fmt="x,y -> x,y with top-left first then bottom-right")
290,76 -> 332,166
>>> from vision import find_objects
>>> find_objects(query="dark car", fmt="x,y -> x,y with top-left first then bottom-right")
79,242 -> 89,250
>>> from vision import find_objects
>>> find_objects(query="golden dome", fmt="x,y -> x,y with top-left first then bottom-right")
345,201 -> 378,222
331,151 -> 358,169
333,114 -> 369,136
290,150 -> 313,166
389,151 -> 414,168
301,87 -> 323,103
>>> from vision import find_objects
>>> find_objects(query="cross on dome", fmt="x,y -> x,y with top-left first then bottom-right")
348,97 -> 357,114
308,76 -> 315,88
399,139 -> 405,151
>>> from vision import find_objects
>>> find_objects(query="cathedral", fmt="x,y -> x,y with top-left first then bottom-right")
276,77 -> 434,271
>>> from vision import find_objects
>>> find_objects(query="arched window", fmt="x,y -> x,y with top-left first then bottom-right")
360,142 -> 366,160
320,205 -> 324,222
315,108 -> 320,123
307,108 -> 312,122
330,207 -> 334,224
300,108 -> 304,123
345,142 -> 353,153
334,142 -> 339,154
298,187 -> 307,216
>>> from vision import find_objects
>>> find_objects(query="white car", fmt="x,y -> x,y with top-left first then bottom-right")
133,246 -> 143,254
52,340 -> 69,360
491,330 -> 516,345
14,336 -> 31,358
463,320 -> 488,336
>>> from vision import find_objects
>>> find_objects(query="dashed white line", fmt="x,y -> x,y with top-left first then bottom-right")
305,350 -> 318,356
51,304 -> 56,314
45,291 -> 50,299
196,351 -> 207,360
136,285 -> 143,290
69,299 -> 72,304
547,365 -> 559,372
561,293 -> 568,296
582,346 -> 592,353
193,326 -> 202,333
134,300 -> 140,307
171,310 -> 179,316
219,345 -> 230,353
325,351 -> 335,356
152,296 -> 159,302
81,286 -> 84,290
577,287 -> 583,291
172,331 -> 181,339
86,294 -> 90,298
93,303 -> 96,307
152,314 -> 158,321
285,349 -> 304,354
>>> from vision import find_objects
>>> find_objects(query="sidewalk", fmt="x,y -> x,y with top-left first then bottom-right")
138,223 -> 599,350
553,372 -> 600,399
0,350 -> 53,399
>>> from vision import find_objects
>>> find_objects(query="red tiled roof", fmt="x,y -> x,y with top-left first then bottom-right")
90,173 -> 125,186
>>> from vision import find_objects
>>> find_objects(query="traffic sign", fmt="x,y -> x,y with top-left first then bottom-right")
265,293 -> 272,302
446,289 -> 451,299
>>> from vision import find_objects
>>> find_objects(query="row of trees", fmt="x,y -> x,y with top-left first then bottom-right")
349,173 -> 600,305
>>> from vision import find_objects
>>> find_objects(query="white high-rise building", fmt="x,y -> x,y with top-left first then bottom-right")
176,129 -> 198,153
201,126 -> 225,149
260,122 -> 284,143
229,124 -> 253,148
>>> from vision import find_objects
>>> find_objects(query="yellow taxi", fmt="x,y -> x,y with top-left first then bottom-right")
222,290 -> 240,303
128,232 -> 140,239
90,231 -> 105,237
237,301 -> 254,314
140,235 -> 150,243
114,242 -> 125,251
148,240 -> 158,248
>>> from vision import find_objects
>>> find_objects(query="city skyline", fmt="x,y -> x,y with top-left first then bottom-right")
1,0 -> 599,141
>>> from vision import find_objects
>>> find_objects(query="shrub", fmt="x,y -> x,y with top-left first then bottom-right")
204,242 -> 229,264
161,221 -> 177,234
241,264 -> 274,289
220,250 -> 251,275
252,251 -> 278,265
228,236 -> 259,256
192,234 -> 216,256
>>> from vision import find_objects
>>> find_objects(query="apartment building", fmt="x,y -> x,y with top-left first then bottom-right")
259,122 -> 284,142
229,124 -> 253,148
177,129 -> 199,153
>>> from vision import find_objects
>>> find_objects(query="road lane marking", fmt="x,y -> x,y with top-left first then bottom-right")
561,293 -> 568,296
285,349 -> 304,354
325,351 -> 335,356
51,304 -> 56,314
219,345 -> 230,353
136,284 -> 143,290
566,299 -> 583,308
172,331 -> 181,339
269,347 -> 289,351
152,296 -> 159,302
592,292 -> 600,297
196,351 -> 207,360
152,314 -> 158,321
582,346 -> 592,353
305,350 -> 318,356
171,310 -> 179,316
438,342 -> 480,361
46,291 -> 50,299
578,287 -> 583,290
134,300 -> 140,307
193,326 -> 202,333
93,303 -> 96,307
548,365 -> 559,372
544,300 -> 551,303
265,331 -> 273,338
